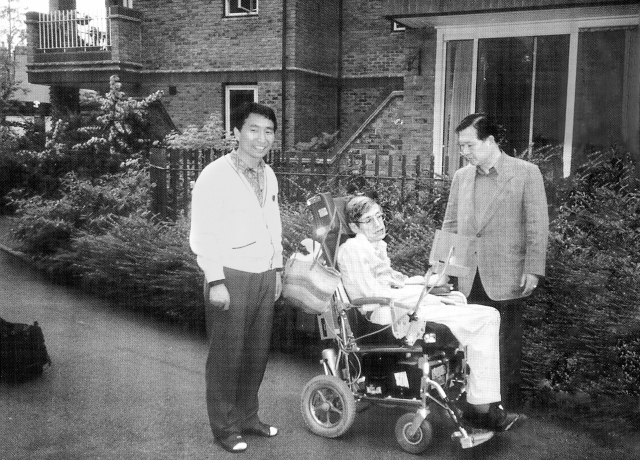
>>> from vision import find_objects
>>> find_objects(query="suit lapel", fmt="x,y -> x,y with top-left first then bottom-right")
459,166 -> 478,232
477,156 -> 516,233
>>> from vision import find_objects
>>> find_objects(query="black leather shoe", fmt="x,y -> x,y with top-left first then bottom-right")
484,403 -> 523,432
243,422 -> 278,437
464,403 -> 524,432
218,434 -> 248,453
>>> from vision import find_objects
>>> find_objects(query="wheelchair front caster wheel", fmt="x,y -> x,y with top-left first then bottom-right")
301,375 -> 356,438
395,412 -> 433,454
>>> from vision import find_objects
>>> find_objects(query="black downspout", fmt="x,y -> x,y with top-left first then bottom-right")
281,0 -> 287,157
337,0 -> 343,134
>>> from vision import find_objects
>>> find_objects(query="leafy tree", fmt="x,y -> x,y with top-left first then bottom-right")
0,0 -> 26,125
12,75 -> 164,199
53,75 -> 164,165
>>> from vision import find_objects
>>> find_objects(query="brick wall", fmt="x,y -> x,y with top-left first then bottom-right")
341,0 -> 404,77
292,73 -> 338,145
339,0 -> 405,143
110,10 -> 141,64
293,0 -> 340,75
133,0 -> 406,154
340,79 -> 403,137
136,0 -> 284,71
398,28 -> 437,171
342,94 -> 402,170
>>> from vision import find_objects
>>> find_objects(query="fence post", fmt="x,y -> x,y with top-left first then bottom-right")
401,155 -> 407,202
182,150 -> 190,215
169,149 -> 179,220
149,147 -> 167,220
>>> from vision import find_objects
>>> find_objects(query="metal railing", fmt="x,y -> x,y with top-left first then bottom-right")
149,148 -> 445,220
38,9 -> 111,51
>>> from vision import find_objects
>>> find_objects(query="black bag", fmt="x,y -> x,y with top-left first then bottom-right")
0,317 -> 51,382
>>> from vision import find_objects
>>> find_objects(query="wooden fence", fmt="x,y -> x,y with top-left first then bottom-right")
149,147 -> 444,220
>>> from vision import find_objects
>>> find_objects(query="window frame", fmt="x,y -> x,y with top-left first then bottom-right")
225,84 -> 259,135
225,0 -> 258,17
392,20 -> 406,32
432,11 -> 638,178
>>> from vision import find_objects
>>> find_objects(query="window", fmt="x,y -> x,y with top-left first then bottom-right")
392,21 -> 406,32
225,85 -> 258,134
433,12 -> 638,178
108,0 -> 133,7
572,27 -> 638,171
226,0 -> 258,17
442,35 -> 570,175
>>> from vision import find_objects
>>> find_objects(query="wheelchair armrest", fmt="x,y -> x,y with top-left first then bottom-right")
350,297 -> 392,307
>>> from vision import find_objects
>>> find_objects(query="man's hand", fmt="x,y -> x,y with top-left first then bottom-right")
275,271 -> 282,300
426,273 -> 450,287
520,273 -> 540,297
209,283 -> 231,311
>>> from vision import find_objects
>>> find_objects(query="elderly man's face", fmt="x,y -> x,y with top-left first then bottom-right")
352,203 -> 386,243
458,126 -> 496,169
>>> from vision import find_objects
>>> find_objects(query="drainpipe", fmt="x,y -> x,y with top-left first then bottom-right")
281,0 -> 287,157
337,0 -> 343,134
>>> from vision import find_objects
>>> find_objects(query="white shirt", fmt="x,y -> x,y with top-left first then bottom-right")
336,233 -> 444,322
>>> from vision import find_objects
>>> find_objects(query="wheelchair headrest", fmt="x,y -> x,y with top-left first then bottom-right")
306,192 -> 355,267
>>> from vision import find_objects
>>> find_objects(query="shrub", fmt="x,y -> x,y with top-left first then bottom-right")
280,200 -> 313,260
522,147 -> 640,421
10,165 -> 152,256
164,113 -> 235,153
62,212 -> 204,326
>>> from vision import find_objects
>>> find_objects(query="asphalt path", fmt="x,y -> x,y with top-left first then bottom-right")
1,249 -> 638,460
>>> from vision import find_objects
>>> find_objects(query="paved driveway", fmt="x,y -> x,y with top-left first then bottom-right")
1,246 -> 638,459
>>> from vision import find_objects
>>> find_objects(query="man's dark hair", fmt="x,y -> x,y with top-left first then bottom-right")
232,102 -> 278,132
455,113 -> 505,145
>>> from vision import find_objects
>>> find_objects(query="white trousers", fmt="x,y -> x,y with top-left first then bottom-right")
370,288 -> 502,405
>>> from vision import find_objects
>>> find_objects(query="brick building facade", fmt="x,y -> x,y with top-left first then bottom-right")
25,0 -> 639,179
27,0 -> 405,156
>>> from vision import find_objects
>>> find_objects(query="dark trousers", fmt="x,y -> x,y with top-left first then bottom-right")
467,271 -> 524,409
204,267 -> 276,438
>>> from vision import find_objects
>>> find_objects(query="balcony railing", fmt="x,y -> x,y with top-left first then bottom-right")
37,9 -> 110,51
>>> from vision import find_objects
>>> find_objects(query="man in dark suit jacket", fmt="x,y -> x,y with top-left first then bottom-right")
443,113 -> 549,409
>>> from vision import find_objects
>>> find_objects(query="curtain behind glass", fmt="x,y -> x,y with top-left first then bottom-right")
443,40 -> 473,176
573,27 -> 638,171
621,27 -> 639,159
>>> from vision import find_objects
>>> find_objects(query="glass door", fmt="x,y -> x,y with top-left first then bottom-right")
442,35 -> 569,172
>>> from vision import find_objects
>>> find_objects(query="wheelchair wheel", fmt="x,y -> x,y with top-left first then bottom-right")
301,374 -> 356,438
394,412 -> 433,454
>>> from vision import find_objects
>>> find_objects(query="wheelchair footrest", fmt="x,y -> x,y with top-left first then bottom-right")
451,428 -> 494,449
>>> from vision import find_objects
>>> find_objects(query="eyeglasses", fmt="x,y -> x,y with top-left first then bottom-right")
357,213 -> 385,225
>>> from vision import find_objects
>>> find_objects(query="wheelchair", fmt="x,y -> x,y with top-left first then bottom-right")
295,193 -> 495,454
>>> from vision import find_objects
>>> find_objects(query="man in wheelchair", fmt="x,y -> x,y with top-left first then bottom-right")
337,195 -> 522,432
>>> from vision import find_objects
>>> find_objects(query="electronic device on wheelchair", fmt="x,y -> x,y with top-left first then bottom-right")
296,192 -> 494,454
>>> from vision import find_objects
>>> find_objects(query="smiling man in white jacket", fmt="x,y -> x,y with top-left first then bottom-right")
190,102 -> 283,454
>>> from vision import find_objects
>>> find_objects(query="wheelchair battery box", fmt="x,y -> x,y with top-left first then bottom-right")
360,354 -> 422,399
